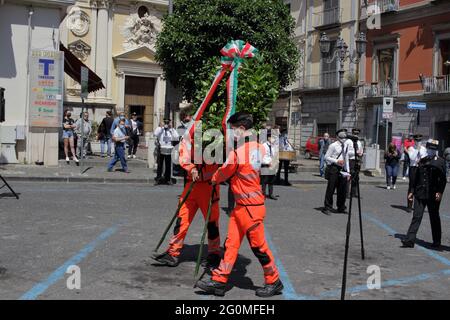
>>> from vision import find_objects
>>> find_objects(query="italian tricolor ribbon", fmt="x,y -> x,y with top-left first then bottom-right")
184,40 -> 258,141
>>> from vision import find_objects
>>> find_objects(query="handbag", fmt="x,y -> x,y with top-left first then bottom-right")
324,146 -> 344,180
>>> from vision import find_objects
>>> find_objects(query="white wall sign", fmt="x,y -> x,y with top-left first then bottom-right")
29,50 -> 64,128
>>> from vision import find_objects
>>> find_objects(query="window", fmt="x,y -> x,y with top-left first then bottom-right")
321,40 -> 338,88
138,6 -> 149,18
377,48 -> 395,82
439,39 -> 450,76
318,124 -> 336,137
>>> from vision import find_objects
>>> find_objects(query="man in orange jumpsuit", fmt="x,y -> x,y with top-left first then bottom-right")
196,112 -> 284,297
152,137 -> 221,269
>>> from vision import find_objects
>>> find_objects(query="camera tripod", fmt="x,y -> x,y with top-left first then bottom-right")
341,144 -> 365,300
0,175 -> 19,199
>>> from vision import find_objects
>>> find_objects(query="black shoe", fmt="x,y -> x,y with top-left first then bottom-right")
255,279 -> 284,297
321,207 -> 332,215
401,240 -> 415,248
196,278 -> 226,296
283,181 -> 292,186
336,208 -> 348,214
151,252 -> 179,267
202,253 -> 221,269
267,195 -> 278,201
431,242 -> 442,249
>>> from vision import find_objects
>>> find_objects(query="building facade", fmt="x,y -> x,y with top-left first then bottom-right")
60,0 -> 169,132
359,0 -> 450,152
275,0 -> 363,150
0,0 -> 75,165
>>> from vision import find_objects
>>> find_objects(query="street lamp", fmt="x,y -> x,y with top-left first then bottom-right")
320,32 -> 367,129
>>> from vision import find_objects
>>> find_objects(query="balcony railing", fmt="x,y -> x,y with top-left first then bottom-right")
423,75 -> 450,94
313,7 -> 341,28
361,0 -> 399,19
303,72 -> 339,90
358,80 -> 399,98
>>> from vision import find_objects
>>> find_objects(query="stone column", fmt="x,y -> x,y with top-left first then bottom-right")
94,0 -> 109,99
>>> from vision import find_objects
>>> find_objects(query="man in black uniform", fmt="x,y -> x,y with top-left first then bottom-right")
401,139 -> 447,249
322,129 -> 350,215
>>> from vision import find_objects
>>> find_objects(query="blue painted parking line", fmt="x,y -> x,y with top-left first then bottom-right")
319,269 -> 450,298
363,213 -> 450,267
19,222 -> 124,300
265,230 -> 314,300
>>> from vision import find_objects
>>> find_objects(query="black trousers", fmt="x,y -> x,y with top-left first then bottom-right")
261,174 -> 276,196
128,134 -> 139,156
276,160 -> 290,183
403,152 -> 410,177
405,198 -> 442,245
324,166 -> 348,211
156,153 -> 172,182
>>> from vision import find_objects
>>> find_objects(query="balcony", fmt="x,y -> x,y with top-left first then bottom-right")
302,72 -> 339,90
358,80 -> 399,98
423,75 -> 450,94
313,7 -> 341,29
361,0 -> 399,19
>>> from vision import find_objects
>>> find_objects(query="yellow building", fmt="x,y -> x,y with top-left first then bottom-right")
273,0 -> 363,150
60,0 -> 171,132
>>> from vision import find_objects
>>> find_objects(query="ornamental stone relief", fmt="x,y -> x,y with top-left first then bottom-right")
68,40 -> 91,61
120,5 -> 163,51
66,8 -> 90,37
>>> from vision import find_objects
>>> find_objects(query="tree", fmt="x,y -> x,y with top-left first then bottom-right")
193,55 -> 279,132
156,0 -> 299,101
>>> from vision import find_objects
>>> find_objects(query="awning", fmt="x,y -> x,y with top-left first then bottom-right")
59,42 -> 105,93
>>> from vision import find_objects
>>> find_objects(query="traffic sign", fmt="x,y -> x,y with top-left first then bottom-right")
382,97 -> 394,119
407,102 -> 426,110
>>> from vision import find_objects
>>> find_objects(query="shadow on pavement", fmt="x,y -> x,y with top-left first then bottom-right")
394,234 -> 450,252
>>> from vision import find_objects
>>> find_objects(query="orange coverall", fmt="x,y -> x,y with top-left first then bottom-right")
166,140 -> 220,258
211,139 -> 280,285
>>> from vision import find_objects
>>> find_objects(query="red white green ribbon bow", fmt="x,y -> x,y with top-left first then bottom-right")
184,40 -> 258,140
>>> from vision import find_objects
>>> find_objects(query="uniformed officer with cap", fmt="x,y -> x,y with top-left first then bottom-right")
405,134 -> 426,212
322,128 -> 350,215
401,139 -> 447,249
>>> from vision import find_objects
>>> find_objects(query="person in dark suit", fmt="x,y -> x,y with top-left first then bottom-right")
401,139 -> 447,249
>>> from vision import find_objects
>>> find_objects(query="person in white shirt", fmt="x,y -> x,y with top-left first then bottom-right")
154,118 -> 179,185
406,134 -> 427,212
127,112 -> 143,159
107,119 -> 129,173
322,129 -> 350,215
276,128 -> 294,186
261,130 -> 279,200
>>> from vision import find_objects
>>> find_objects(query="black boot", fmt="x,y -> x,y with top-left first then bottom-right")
151,252 -> 179,267
401,240 -> 414,248
196,278 -> 226,296
255,279 -> 284,297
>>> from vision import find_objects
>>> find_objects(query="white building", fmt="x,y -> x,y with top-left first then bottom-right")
0,0 -> 75,165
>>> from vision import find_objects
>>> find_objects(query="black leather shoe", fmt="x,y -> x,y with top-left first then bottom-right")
321,207 -> 331,215
196,278 -> 226,296
267,195 -> 278,201
336,208 -> 348,214
401,240 -> 415,248
255,279 -> 284,297
151,252 -> 179,267
431,242 -> 442,249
